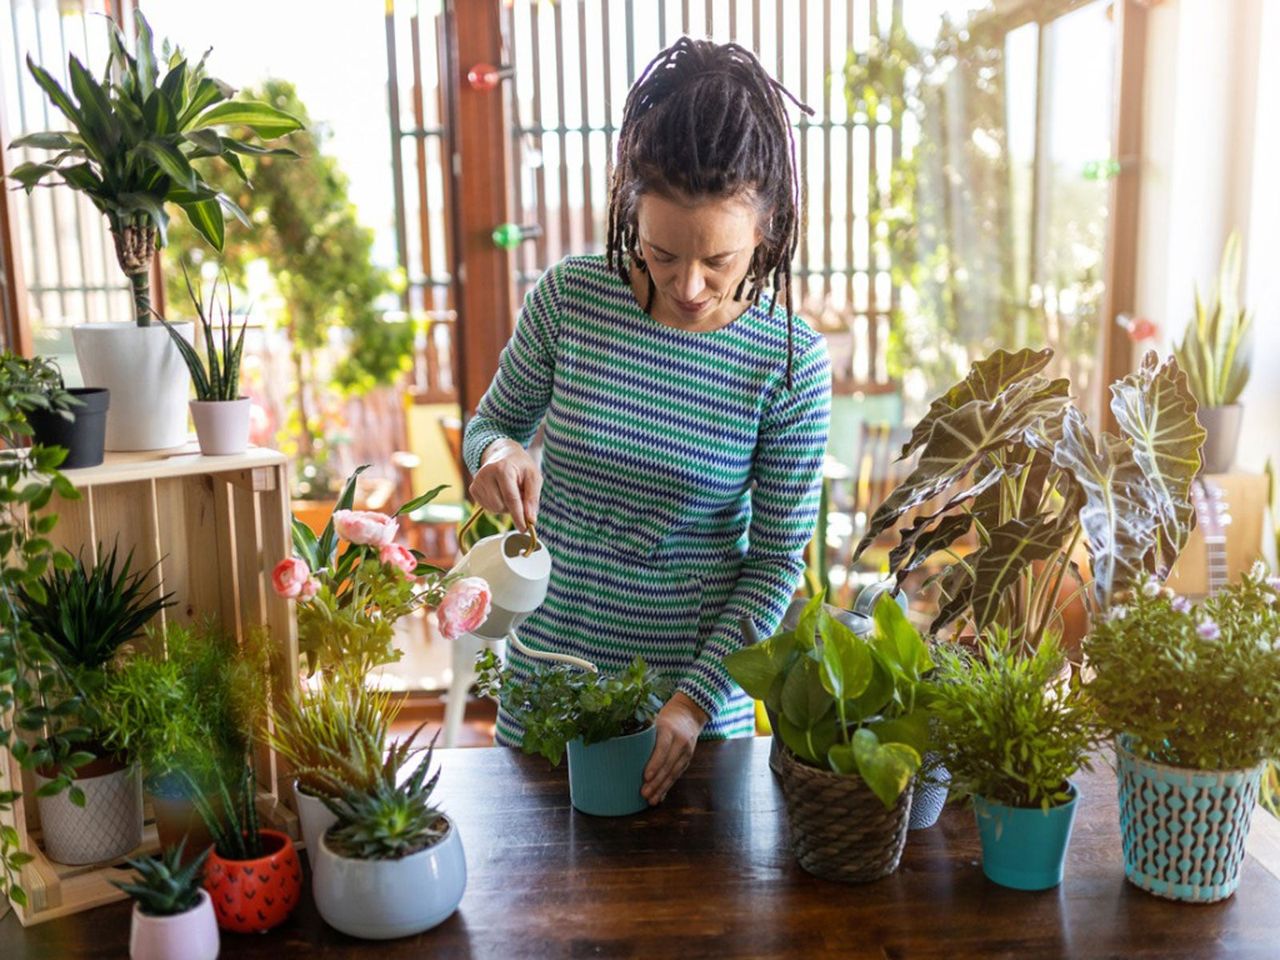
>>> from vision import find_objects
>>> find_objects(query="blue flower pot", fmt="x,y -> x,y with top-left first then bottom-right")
973,782 -> 1079,890
1115,736 -> 1262,903
566,725 -> 656,816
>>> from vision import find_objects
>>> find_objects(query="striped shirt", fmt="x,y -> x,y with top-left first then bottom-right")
463,255 -> 831,742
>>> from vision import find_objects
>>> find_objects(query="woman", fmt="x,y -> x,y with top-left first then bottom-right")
464,38 -> 831,804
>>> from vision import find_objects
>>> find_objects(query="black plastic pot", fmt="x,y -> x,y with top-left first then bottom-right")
26,387 -> 110,469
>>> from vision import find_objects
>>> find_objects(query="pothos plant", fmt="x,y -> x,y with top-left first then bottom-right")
0,356 -> 83,909
724,592 -> 936,809
854,347 -> 1205,643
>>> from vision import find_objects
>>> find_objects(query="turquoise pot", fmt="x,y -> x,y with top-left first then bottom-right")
1115,736 -> 1262,903
973,783 -> 1079,891
566,725 -> 656,816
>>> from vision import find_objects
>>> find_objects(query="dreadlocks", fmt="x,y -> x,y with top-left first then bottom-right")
605,38 -> 813,385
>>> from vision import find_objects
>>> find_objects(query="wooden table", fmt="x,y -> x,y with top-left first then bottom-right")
4,738 -> 1280,959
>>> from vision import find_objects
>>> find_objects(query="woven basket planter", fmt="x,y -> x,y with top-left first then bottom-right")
775,741 -> 912,882
1116,737 -> 1262,903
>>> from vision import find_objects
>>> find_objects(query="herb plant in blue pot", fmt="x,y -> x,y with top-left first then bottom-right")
932,630 -> 1101,890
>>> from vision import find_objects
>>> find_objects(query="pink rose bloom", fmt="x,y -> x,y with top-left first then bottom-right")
272,557 -> 312,599
379,543 -> 418,577
437,577 -> 492,641
297,576 -> 320,602
333,509 -> 399,547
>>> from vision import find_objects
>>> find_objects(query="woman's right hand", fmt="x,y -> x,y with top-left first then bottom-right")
469,438 -> 542,532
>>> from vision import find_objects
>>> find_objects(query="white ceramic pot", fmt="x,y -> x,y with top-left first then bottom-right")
189,398 -> 251,456
293,780 -> 338,854
73,322 -> 193,451
312,817 -> 466,939
129,888 -> 220,960
35,762 -> 143,865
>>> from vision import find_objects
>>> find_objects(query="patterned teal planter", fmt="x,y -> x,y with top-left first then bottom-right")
567,725 -> 657,816
973,783 -> 1079,890
1116,737 -> 1262,903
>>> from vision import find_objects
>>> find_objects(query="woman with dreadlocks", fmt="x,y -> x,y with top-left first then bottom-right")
464,38 -> 830,803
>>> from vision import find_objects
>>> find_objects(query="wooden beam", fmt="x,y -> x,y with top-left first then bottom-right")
0,71 -> 32,356
1100,0 -> 1149,429
444,0 -> 514,417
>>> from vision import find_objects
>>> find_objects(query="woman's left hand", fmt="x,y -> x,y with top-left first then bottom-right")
641,692 -> 709,805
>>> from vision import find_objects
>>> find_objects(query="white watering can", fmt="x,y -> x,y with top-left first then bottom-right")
447,522 -> 598,674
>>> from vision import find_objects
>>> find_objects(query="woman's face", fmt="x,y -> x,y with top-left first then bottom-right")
634,190 -> 763,330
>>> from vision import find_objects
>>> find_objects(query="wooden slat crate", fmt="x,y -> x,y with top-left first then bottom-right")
3,446 -> 300,926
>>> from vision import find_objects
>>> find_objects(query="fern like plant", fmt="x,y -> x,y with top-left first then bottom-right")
322,723 -> 447,861
1173,232 -> 1253,408
159,265 -> 246,402
112,839 -> 210,916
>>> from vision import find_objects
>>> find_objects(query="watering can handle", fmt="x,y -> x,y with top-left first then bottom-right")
507,630 -> 598,673
457,508 -> 540,557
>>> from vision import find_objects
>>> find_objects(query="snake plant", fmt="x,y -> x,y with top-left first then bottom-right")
159,265 -> 246,402
8,11 -> 302,325
852,347 -> 1205,644
1173,232 -> 1253,408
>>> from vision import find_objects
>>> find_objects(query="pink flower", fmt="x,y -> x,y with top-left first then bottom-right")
1171,595 -> 1192,614
298,576 -> 320,602
437,577 -> 492,641
333,509 -> 399,547
379,543 -> 418,577
1197,619 -> 1220,641
272,557 -> 312,599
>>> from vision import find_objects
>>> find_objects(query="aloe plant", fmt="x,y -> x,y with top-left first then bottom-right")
8,11 -> 302,325
853,347 -> 1204,644
159,265 -> 246,402
1173,232 -> 1253,408
112,839 -> 210,916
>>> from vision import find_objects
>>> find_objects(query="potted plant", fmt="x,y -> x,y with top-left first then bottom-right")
1086,566 -> 1280,903
724,592 -> 935,882
196,762 -> 302,934
931,630 -> 1101,890
112,840 -> 218,960
17,541 -> 172,865
1173,232 -> 1253,474
311,724 -> 465,939
9,11 -> 300,452
853,347 -> 1204,650
0,373 -> 85,909
274,464 -> 488,678
2,353 -> 109,469
266,682 -> 400,853
475,652 -> 667,817
98,622 -> 268,857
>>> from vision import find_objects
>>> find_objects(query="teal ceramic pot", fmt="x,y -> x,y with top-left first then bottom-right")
566,725 -> 657,816
1115,736 -> 1262,903
973,782 -> 1079,891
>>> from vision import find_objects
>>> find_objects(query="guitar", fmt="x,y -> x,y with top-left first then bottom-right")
1189,478 -> 1231,597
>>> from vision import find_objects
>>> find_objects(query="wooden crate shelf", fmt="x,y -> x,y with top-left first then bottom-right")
3,445 -> 300,926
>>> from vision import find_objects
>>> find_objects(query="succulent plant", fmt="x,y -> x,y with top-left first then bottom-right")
112,839 -> 211,917
322,723 -> 447,861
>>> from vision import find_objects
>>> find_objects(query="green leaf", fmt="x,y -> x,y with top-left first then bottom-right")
967,514 -> 1062,632
143,88 -> 177,136
25,56 -> 84,135
867,710 -> 931,754
291,516 -> 320,570
134,10 -> 159,98
136,139 -> 197,192
178,198 -> 224,251
852,728 -> 920,809
872,593 -> 932,681
7,162 -> 58,191
776,712 -> 836,766
115,192 -> 170,247
818,611 -> 872,702
9,131 -> 76,150
176,77 -> 231,129
396,484 -> 450,517
189,101 -> 304,139
780,654 -> 830,731
67,56 -> 116,151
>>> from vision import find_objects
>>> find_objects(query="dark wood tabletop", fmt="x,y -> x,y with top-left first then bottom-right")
4,737 -> 1280,959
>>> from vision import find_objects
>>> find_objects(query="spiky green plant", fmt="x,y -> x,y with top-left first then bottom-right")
8,10 -> 302,324
188,760 -> 262,861
1173,231 -> 1253,408
18,540 -> 173,674
112,839 -> 211,916
322,723 -> 446,861
159,264 -> 247,402
267,682 -> 400,800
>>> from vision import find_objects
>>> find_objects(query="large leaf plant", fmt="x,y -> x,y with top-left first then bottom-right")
724,593 -> 936,809
8,11 -> 302,325
853,347 -> 1204,645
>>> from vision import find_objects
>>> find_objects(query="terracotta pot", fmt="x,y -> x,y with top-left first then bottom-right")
204,830 -> 301,934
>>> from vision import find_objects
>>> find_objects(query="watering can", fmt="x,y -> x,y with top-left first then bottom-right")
447,522 -> 598,673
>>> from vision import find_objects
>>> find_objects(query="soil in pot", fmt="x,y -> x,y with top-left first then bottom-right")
25,387 -> 110,469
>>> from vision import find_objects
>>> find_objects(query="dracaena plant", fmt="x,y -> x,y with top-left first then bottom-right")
853,347 -> 1205,644
8,10 -> 302,325
159,265 -> 246,402
724,593 -> 937,809
1173,231 -> 1253,408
